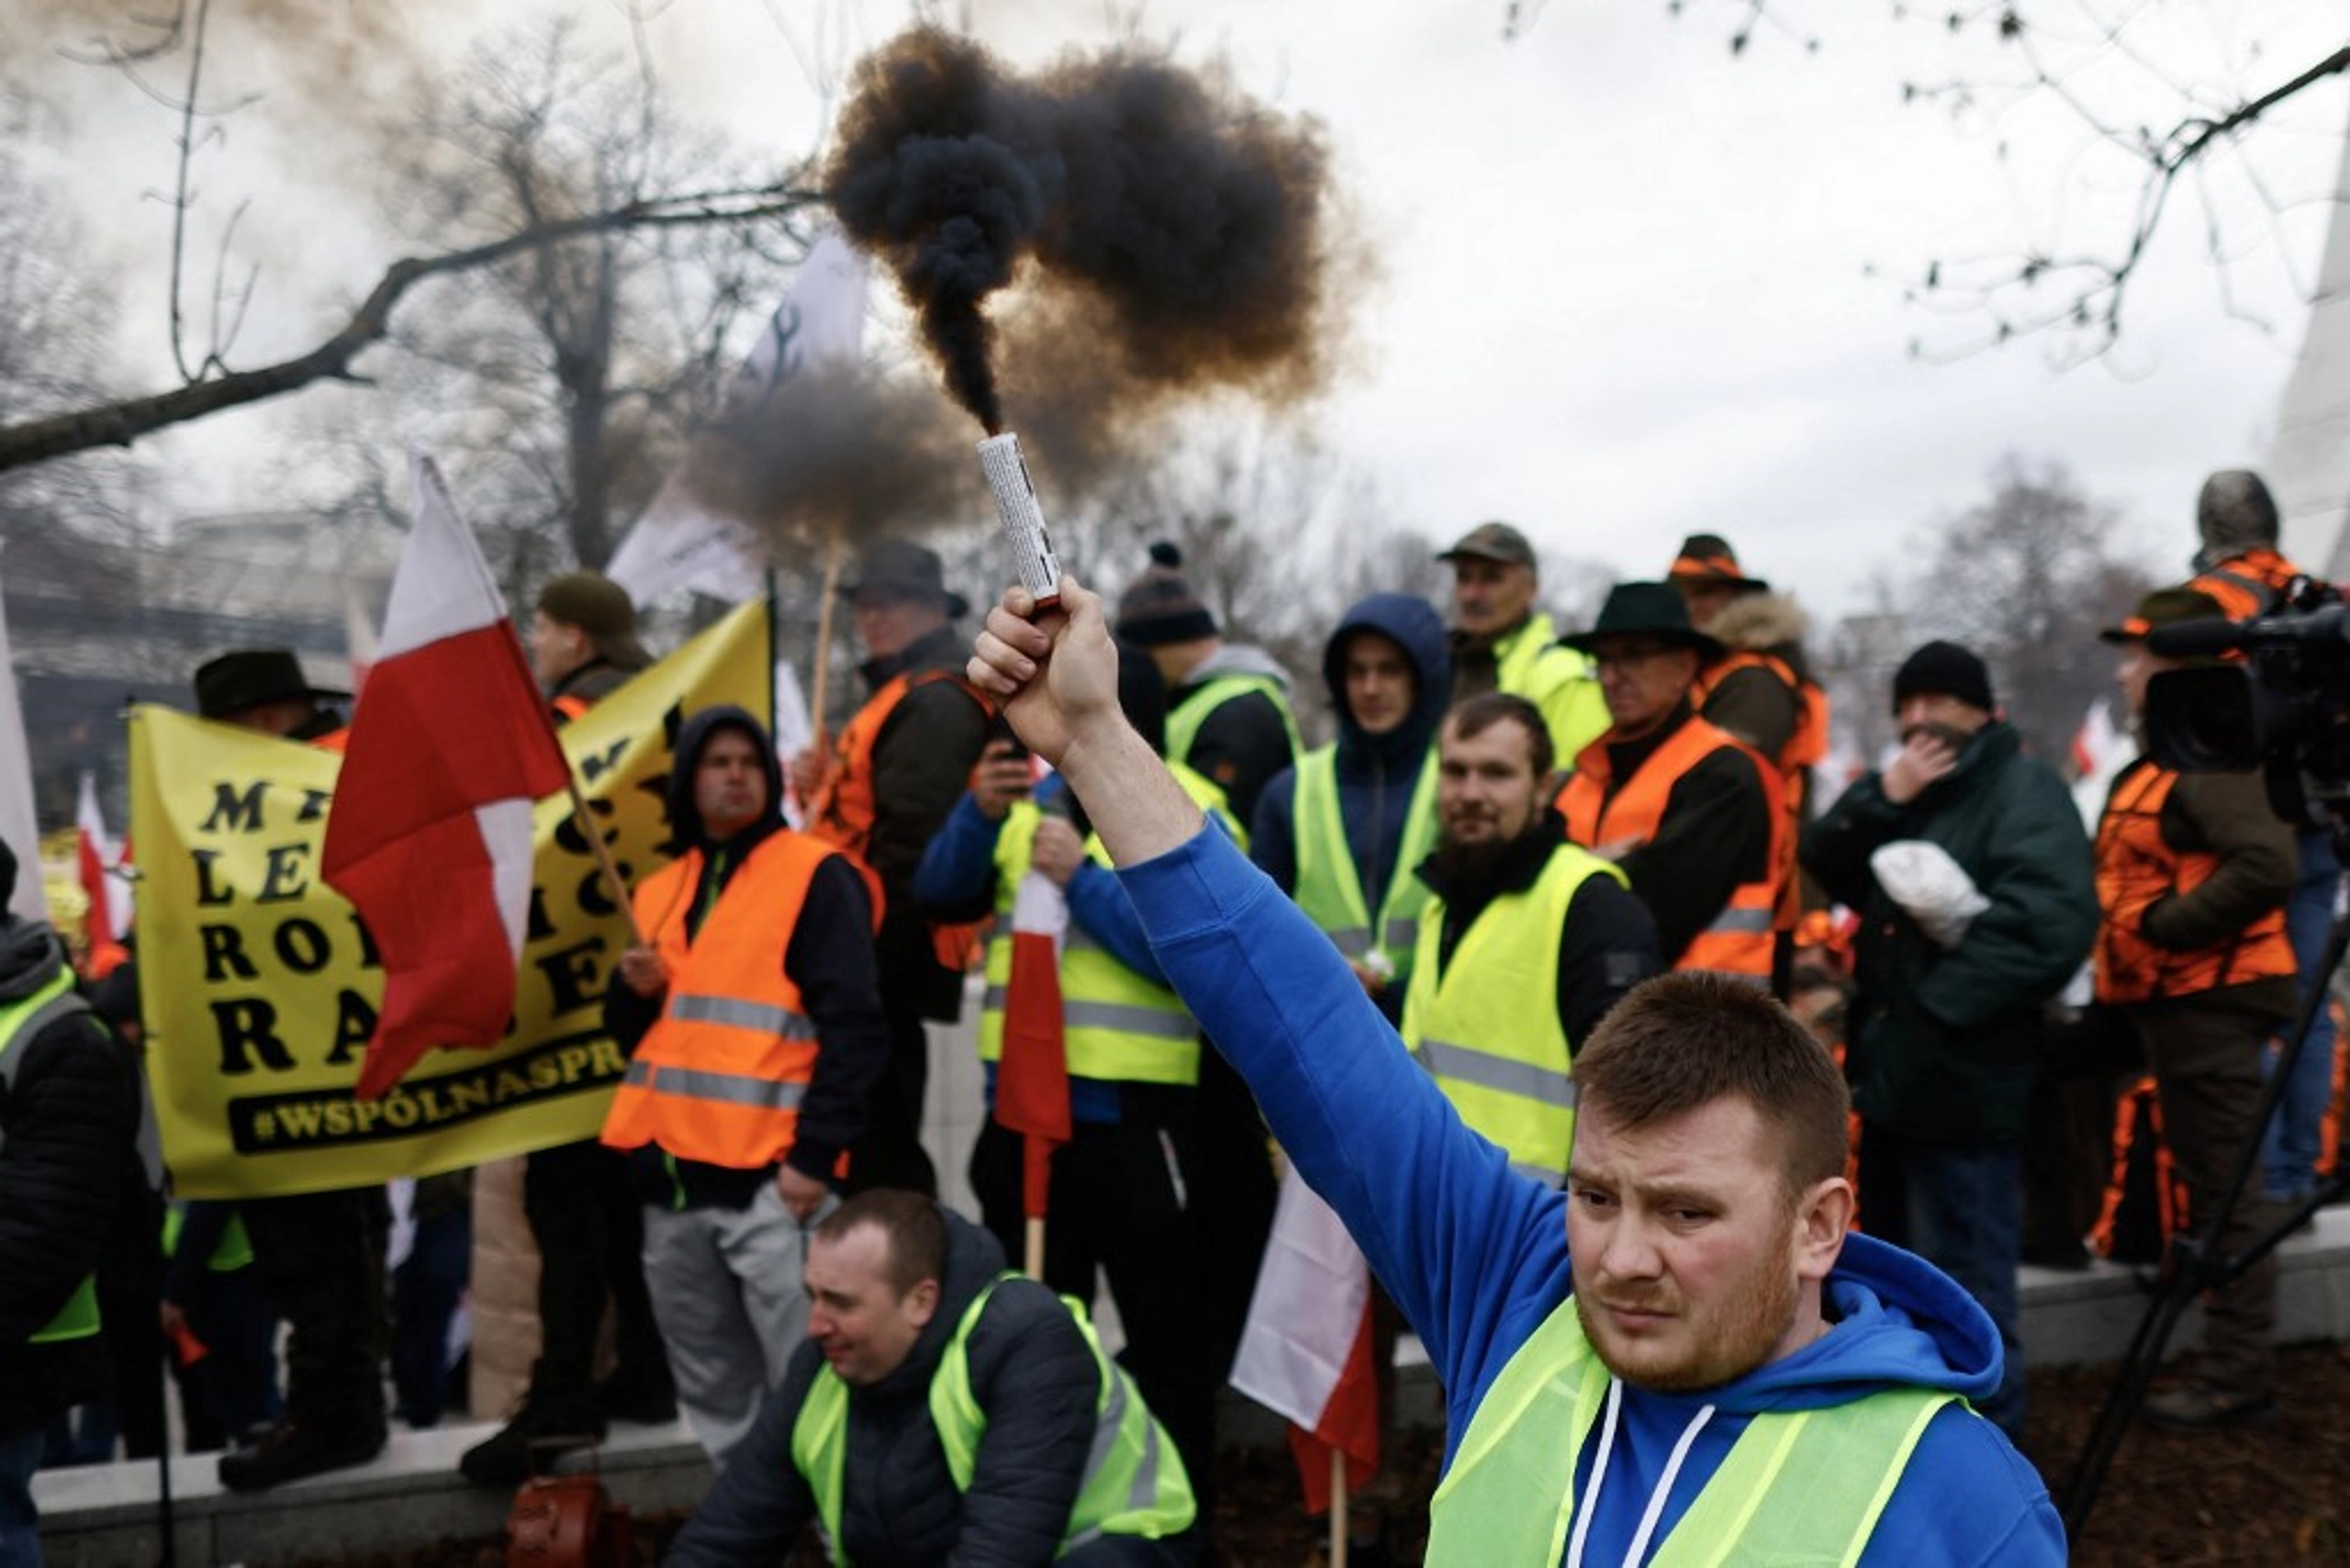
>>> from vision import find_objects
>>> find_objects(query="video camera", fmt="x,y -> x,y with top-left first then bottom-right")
2143,576 -> 2350,828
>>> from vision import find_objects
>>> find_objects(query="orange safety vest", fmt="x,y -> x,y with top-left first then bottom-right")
2092,759 -> 2295,1004
1554,713 -> 1785,980
2188,548 -> 2303,622
599,830 -> 835,1170
1691,649 -> 1826,930
808,666 -> 990,965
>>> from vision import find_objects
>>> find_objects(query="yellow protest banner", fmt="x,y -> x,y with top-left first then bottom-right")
134,600 -> 770,1199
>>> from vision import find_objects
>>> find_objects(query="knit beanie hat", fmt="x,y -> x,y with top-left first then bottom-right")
2195,470 -> 2280,556
1114,543 -> 1218,647
1891,640 -> 1994,715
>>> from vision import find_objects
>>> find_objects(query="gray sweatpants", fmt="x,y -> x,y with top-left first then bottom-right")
640,1182 -> 836,1462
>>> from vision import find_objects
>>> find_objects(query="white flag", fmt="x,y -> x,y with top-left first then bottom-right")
0,549 -> 49,923
606,228 -> 871,605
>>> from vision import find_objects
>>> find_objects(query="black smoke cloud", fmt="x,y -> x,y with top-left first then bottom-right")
824,26 -> 1351,439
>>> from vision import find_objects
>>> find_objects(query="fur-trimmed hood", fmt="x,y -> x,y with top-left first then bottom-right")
1705,589 -> 1808,657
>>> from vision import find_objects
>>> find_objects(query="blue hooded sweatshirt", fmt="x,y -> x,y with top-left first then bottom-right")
1117,825 -> 2065,1565
1249,592 -> 1450,924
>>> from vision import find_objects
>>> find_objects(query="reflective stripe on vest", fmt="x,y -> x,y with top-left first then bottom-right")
1291,744 -> 1439,978
1401,845 -> 1621,1189
1164,674 -> 1301,784
976,767 -> 1235,1086
599,831 -> 832,1168
789,1272 -> 1196,1562
2093,758 -> 2295,1004
1424,1293 -> 1953,1565
0,968 -> 105,1343
1556,712 -> 1785,979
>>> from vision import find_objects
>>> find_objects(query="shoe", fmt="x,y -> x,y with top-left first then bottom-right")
594,1364 -> 677,1426
218,1419 -> 386,1491
2143,1381 -> 2277,1431
458,1395 -> 605,1487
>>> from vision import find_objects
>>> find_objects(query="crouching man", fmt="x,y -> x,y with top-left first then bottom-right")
666,1191 -> 1199,1567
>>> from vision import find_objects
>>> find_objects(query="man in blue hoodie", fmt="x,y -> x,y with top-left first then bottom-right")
965,579 -> 2066,1566
1251,592 -> 1450,1022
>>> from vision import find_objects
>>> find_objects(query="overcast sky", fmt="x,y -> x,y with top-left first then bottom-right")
13,0 -> 2347,628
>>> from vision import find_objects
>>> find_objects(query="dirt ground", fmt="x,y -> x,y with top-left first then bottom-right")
318,1338 -> 2350,1566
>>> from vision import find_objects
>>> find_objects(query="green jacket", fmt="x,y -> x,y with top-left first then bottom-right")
1800,721 -> 2098,1142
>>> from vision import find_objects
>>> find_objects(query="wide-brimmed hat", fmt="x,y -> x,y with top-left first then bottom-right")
1664,532 -> 1771,595
1558,581 -> 1725,662
194,649 -> 349,721
1437,521 -> 1536,568
537,571 -> 653,671
2099,586 -> 2227,645
836,538 -> 969,619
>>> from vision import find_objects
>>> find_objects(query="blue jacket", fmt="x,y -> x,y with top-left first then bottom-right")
1249,592 -> 1449,915
915,773 -> 1178,1124
1118,825 -> 2065,1566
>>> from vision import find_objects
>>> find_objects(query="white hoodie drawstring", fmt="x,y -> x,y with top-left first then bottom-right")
1563,1377 -> 1718,1568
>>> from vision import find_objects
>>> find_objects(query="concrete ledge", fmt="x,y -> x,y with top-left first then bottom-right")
2019,1204 -> 2350,1367
32,1417 -> 711,1567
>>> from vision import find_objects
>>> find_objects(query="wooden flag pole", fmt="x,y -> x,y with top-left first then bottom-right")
808,533 -> 847,756
1024,1215 -> 1046,1282
565,770 -> 644,946
1329,1447 -> 1349,1568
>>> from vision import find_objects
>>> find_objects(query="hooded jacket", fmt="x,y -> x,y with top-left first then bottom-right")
667,1208 -> 1113,1567
1250,593 -> 1450,922
604,705 -> 890,1204
1802,720 -> 2099,1144
0,916 -> 143,1439
1115,826 -> 2064,1565
1167,641 -> 1298,831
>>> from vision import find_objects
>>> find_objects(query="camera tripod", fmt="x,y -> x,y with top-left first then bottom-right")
2060,865 -> 2349,1540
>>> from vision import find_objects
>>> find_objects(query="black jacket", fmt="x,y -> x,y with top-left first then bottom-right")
1802,721 -> 2099,1143
0,919 -> 143,1439
606,705 -> 889,1203
667,1208 -> 1106,1567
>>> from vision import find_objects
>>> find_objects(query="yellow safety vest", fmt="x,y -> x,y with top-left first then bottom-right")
1164,674 -> 1302,774
1426,1294 -> 1954,1565
1,967 -> 105,1344
789,1273 -> 1195,1562
1494,615 -> 1610,770
977,767 -> 1234,1087
1291,745 -> 1439,983
1401,844 -> 1622,1189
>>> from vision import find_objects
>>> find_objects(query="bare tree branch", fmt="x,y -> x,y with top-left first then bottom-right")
0,183 -> 817,476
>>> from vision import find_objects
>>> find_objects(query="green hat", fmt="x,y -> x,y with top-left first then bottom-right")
1558,581 -> 1725,662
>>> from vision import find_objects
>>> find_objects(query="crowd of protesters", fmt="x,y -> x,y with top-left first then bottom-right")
3,466 -> 2344,1565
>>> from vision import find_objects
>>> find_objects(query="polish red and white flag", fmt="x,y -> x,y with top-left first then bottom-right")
74,771 -> 131,964
322,454 -> 571,1099
1231,1161 -> 1381,1514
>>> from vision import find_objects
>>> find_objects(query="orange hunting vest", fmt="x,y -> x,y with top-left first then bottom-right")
1691,649 -> 1827,930
2188,548 -> 2302,622
808,667 -> 990,966
2093,760 -> 2293,1005
1555,714 -> 1784,981
599,830 -> 836,1170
